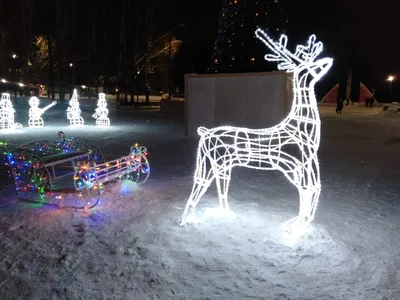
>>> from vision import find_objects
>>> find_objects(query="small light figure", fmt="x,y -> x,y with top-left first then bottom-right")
18,82 -> 24,87
92,93 -> 110,127
28,96 -> 57,127
12,54 -> 17,59
1,79 -> 7,83
67,89 -> 84,127
0,93 -> 22,130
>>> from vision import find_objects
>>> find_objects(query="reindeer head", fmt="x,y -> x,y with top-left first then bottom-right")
255,29 -> 332,83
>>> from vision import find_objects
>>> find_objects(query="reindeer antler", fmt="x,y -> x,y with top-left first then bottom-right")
293,35 -> 323,63
255,29 -> 296,72
255,29 -> 324,72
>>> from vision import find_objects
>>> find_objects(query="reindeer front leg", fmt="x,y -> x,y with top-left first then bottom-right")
215,164 -> 232,211
285,155 -> 321,234
180,147 -> 216,225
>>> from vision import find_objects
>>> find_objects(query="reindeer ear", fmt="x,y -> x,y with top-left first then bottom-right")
264,54 -> 284,62
277,61 -> 295,72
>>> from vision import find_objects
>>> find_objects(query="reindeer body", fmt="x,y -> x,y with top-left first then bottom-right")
181,30 -> 332,233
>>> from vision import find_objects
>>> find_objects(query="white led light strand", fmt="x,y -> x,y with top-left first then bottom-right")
28,96 -> 57,127
92,93 -> 110,127
0,93 -> 22,130
181,29 -> 333,235
67,89 -> 84,127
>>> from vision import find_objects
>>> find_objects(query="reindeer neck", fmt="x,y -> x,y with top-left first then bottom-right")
288,69 -> 319,118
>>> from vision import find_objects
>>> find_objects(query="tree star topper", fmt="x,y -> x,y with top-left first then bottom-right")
180,29 -> 333,235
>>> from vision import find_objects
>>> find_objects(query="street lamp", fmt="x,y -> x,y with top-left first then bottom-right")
387,75 -> 395,102
69,63 -> 74,67
12,54 -> 17,59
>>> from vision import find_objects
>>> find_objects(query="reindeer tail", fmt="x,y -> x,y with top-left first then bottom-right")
197,126 -> 209,137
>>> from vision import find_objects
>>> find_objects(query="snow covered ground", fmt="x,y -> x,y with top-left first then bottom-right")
0,108 -> 399,300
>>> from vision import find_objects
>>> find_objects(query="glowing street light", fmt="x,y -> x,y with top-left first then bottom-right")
81,85 -> 86,89
18,82 -> 24,87
12,54 -> 17,59
1,79 -> 7,83
69,63 -> 74,67
387,75 -> 395,102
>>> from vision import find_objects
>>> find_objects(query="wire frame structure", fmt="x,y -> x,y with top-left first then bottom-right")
0,93 -> 22,130
180,29 -> 333,234
92,93 -> 110,127
67,89 -> 84,127
28,96 -> 57,127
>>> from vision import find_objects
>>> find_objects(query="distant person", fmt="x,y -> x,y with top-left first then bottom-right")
369,97 -> 375,108
336,98 -> 344,115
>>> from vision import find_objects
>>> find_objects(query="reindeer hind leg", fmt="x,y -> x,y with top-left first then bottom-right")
180,154 -> 216,225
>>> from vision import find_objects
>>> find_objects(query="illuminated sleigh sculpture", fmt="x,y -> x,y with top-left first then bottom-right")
181,29 -> 333,234
1,132 -> 150,209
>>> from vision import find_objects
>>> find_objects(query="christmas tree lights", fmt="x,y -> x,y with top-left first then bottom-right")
67,89 -> 84,127
28,97 -> 57,127
0,93 -> 22,130
181,29 -> 333,235
92,93 -> 110,127
208,0 -> 288,73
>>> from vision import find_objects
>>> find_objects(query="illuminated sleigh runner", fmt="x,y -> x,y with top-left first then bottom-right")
181,29 -> 333,234
1,132 -> 150,209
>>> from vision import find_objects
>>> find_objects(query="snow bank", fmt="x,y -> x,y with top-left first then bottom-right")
0,109 -> 399,299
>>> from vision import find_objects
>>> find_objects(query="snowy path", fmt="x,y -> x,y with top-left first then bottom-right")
0,110 -> 399,299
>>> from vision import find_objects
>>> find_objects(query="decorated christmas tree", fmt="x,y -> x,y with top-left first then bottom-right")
208,0 -> 288,73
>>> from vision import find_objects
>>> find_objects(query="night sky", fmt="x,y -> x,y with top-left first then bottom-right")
1,0 -> 398,100
181,0 -> 399,100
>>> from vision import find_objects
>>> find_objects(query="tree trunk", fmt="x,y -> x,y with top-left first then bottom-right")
132,2 -> 141,108
118,0 -> 128,105
21,0 -> 34,84
168,34 -> 172,100
90,0 -> 98,94
57,0 -> 65,100
0,24 -> 6,78
144,0 -> 156,104
48,36 -> 55,100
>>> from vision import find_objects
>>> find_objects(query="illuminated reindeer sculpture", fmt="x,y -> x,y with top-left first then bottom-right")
180,29 -> 333,233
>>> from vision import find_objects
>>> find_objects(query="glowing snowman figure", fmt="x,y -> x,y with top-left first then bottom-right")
0,93 -> 22,130
67,89 -> 84,126
92,93 -> 110,127
28,96 -> 57,127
